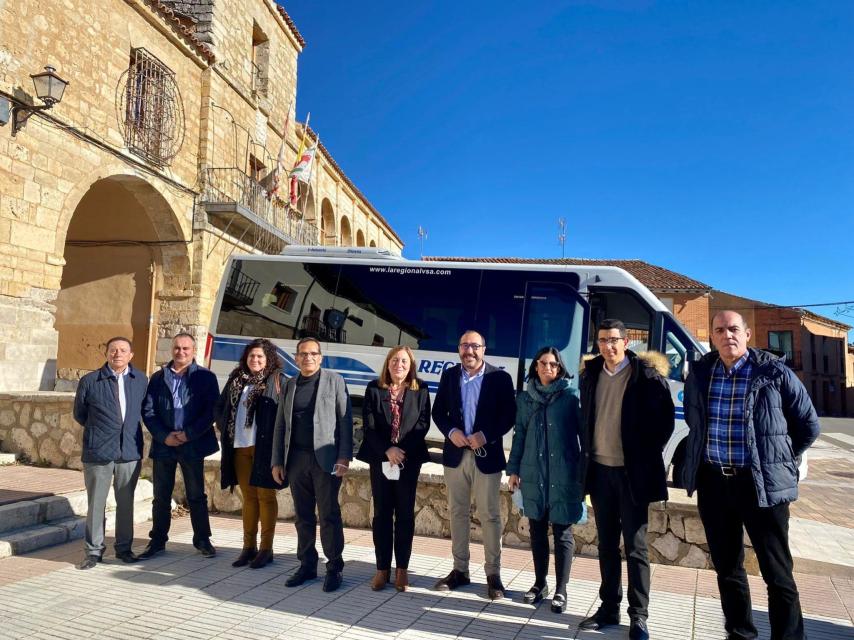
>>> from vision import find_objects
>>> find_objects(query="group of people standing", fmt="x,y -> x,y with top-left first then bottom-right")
73,310 -> 819,640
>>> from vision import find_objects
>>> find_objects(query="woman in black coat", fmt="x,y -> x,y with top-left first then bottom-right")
215,338 -> 285,569
356,345 -> 431,592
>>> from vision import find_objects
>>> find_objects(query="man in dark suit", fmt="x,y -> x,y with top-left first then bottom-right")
139,332 -> 220,559
73,337 -> 148,569
431,330 -> 516,599
272,337 -> 353,593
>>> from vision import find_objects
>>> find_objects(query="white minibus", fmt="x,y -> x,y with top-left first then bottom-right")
206,246 -> 707,472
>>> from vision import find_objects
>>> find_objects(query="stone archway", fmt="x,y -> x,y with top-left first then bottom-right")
55,175 -> 188,380
320,198 -> 336,246
340,216 -> 353,246
369,239 -> 376,247
356,229 -> 365,247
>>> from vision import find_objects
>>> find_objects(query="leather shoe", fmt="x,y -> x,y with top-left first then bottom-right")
76,555 -> 100,570
249,549 -> 273,569
137,543 -> 165,560
232,548 -> 257,568
322,570 -> 343,592
629,617 -> 650,640
394,567 -> 409,592
196,540 -> 216,558
285,565 -> 317,587
433,569 -> 470,591
115,550 -> 139,563
371,569 -> 390,591
578,609 -> 620,631
550,593 -> 567,614
486,574 -> 506,600
523,582 -> 549,604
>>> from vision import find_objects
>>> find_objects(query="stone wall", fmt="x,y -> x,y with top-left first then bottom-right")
2,392 -> 764,572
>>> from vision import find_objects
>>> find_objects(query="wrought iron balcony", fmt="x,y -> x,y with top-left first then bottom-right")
300,316 -> 346,343
223,268 -> 260,310
200,167 -> 319,253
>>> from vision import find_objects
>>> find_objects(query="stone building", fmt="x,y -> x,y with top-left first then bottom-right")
0,0 -> 402,391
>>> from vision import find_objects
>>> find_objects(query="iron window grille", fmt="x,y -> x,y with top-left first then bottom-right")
118,48 -> 185,166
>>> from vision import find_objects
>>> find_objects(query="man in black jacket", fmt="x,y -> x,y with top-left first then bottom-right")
73,337 -> 148,569
578,319 -> 674,640
139,333 -> 220,560
431,330 -> 516,599
680,310 -> 819,640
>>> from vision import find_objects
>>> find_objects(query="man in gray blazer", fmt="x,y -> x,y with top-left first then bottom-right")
272,337 -> 353,592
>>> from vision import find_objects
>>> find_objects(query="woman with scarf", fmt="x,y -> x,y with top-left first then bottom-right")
215,338 -> 285,569
356,345 -> 430,592
507,346 -> 584,613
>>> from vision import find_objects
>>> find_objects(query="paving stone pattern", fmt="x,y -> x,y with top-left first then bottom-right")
0,515 -> 851,640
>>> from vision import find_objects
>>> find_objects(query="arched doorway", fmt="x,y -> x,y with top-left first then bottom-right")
55,175 -> 186,380
320,198 -> 336,246
340,216 -> 353,246
369,240 -> 377,247
356,229 -> 365,246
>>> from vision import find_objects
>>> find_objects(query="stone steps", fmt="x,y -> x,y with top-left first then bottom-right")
0,478 -> 154,559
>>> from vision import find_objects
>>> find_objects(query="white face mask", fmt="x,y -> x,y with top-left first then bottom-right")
511,487 -> 524,515
382,461 -> 403,481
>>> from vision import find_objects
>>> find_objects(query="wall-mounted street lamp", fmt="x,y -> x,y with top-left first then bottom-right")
9,65 -> 69,136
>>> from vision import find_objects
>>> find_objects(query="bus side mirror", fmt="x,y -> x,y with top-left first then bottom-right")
682,350 -> 701,382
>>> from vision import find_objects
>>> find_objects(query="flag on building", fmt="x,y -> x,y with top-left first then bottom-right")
290,142 -> 317,184
267,100 -> 293,202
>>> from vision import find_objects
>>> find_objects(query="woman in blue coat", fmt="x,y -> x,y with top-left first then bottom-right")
507,346 -> 584,613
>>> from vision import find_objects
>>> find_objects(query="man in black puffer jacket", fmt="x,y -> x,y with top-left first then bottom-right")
680,310 -> 819,640
577,319 -> 674,640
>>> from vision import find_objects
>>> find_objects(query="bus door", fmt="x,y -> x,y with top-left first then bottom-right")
516,282 -> 589,392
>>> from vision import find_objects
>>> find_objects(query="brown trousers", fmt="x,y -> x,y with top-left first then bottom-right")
234,446 -> 278,550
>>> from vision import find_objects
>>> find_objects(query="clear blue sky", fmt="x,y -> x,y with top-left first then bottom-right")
283,1 -> 854,337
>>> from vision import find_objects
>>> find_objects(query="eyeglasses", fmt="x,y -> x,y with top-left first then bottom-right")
537,361 -> 560,369
597,337 -> 625,347
459,343 -> 483,351
296,351 -> 321,359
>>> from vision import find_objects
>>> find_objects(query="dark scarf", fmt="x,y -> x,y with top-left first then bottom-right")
527,377 -> 569,405
225,368 -> 274,441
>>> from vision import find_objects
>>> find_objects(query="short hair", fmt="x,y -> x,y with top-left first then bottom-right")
105,336 -> 133,352
378,345 -> 420,391
235,338 -> 283,376
459,329 -> 486,347
172,332 -> 196,344
296,336 -> 322,354
597,318 -> 627,338
711,310 -> 748,330
527,346 -> 569,382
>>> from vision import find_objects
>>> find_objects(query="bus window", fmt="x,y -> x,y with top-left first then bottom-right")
520,282 -> 588,388
588,288 -> 653,353
334,264 -> 479,352
214,260 -> 345,341
475,270 -> 526,357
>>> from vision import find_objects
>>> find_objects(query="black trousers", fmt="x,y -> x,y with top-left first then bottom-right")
150,457 -> 211,547
529,510 -> 574,595
589,461 -> 650,620
697,463 -> 804,640
369,461 -> 421,570
287,449 -> 344,572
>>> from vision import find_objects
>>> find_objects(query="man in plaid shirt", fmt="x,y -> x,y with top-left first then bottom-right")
680,310 -> 820,640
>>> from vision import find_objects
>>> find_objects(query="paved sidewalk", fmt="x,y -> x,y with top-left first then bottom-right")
0,515 -> 851,640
